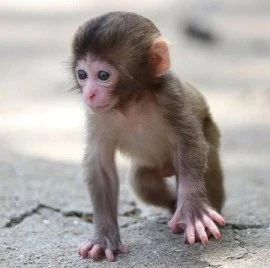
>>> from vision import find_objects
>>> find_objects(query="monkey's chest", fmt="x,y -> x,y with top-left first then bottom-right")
116,113 -> 177,167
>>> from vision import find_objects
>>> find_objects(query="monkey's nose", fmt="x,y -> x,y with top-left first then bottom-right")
89,92 -> 96,101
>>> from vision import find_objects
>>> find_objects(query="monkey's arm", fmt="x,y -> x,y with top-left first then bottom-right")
78,135 -> 128,261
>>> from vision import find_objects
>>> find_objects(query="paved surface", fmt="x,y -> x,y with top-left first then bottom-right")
0,1 -> 270,267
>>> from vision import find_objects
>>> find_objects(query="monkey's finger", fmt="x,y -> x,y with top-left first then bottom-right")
185,224 -> 195,245
195,220 -> 209,245
202,215 -> 221,239
168,216 -> 177,229
168,214 -> 184,233
78,241 -> 87,255
79,242 -> 94,258
171,221 -> 185,233
169,222 -> 184,233
206,208 -> 225,226
118,244 -> 129,254
105,248 -> 115,262
89,244 -> 104,261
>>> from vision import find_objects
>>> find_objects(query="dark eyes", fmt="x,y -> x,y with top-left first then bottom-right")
97,70 -> 111,81
77,70 -> 87,80
76,69 -> 111,82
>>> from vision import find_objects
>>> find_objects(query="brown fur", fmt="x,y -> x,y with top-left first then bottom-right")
73,11 -> 225,261
128,79 -> 225,212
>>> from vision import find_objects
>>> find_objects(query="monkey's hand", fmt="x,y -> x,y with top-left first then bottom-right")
168,202 -> 225,245
78,231 -> 129,262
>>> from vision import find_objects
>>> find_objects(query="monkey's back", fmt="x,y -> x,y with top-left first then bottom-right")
180,80 -> 210,122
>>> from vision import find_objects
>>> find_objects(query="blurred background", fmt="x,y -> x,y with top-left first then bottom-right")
0,1 -> 269,210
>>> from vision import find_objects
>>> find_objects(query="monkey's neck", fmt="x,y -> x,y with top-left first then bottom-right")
116,92 -> 155,119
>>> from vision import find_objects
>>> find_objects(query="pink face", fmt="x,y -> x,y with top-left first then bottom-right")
75,55 -> 119,113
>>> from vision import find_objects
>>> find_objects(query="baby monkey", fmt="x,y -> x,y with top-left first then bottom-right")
71,11 -> 225,262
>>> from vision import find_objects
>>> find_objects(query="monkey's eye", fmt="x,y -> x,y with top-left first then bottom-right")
77,70 -> 88,80
97,70 -> 111,81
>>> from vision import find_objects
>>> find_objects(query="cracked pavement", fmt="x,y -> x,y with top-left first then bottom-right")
0,1 -> 270,267
1,149 -> 269,267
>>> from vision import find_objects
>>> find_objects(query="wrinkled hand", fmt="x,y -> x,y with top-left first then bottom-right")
78,234 -> 129,262
168,202 -> 225,245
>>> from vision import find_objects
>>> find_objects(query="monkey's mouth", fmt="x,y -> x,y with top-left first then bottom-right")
88,98 -> 119,113
90,99 -> 119,113
89,104 -> 111,113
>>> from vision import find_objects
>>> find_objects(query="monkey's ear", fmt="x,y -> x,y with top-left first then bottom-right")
151,38 -> 171,77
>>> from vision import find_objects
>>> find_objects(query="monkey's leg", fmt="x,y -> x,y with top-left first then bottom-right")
129,165 -> 176,210
203,117 -> 225,212
204,151 -> 225,212
168,117 -> 225,245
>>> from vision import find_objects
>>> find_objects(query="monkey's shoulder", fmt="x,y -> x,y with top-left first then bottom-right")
171,77 -> 211,120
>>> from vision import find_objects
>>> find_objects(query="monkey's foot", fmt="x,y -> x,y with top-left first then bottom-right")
168,205 -> 225,245
78,240 -> 129,262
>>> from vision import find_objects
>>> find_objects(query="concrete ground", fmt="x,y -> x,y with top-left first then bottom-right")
0,1 -> 269,267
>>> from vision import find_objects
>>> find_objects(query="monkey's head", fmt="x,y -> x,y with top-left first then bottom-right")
71,11 -> 171,113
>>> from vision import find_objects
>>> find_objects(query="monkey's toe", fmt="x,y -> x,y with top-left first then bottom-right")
89,244 -> 105,261
78,241 -> 94,259
168,215 -> 185,233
